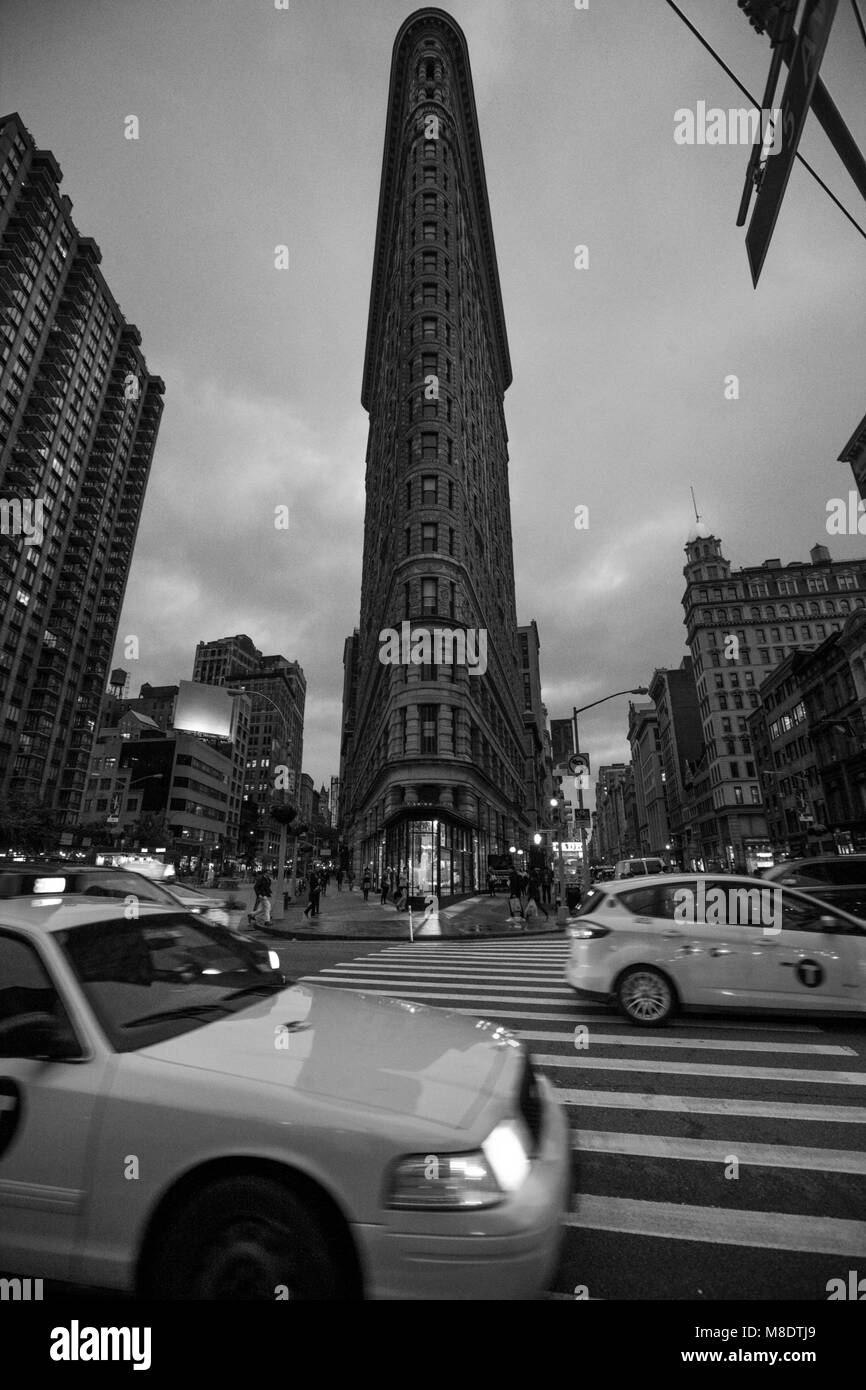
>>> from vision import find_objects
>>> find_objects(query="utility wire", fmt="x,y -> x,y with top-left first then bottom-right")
852,0 -> 866,51
664,0 -> 866,243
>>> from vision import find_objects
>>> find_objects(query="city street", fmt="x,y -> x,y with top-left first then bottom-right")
280,935 -> 866,1301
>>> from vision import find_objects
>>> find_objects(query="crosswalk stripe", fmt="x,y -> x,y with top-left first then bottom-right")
306,981 -> 828,1030
565,1195 -> 866,1256
572,1130 -> 866,1172
315,975 -> 575,995
310,986 -> 584,1007
519,1030 -> 854,1055
534,1054 -> 866,1085
555,1088 -> 866,1121
321,967 -> 568,981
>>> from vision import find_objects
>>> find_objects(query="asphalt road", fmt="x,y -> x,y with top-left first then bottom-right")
280,936 -> 866,1302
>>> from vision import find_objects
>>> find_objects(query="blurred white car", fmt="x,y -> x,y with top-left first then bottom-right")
566,873 -> 866,1026
0,897 -> 569,1300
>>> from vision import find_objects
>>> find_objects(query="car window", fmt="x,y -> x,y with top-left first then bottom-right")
824,859 -> 866,885
618,886 -> 659,916
657,881 -> 698,922
780,891 -> 830,933
0,875 -> 24,897
77,872 -> 173,904
55,914 -> 285,1051
782,891 -> 864,935
0,931 -> 77,1042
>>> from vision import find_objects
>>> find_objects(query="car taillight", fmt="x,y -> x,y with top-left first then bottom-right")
569,925 -> 611,940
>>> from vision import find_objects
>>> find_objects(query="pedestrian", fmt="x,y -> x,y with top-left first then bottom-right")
362,868 -> 372,902
380,870 -> 391,906
487,869 -> 496,896
248,891 -> 272,930
507,867 -> 525,919
393,873 -> 405,911
320,869 -> 328,895
336,868 -> 344,892
252,870 -> 271,920
542,867 -> 552,905
303,869 -> 320,918
347,868 -> 355,892
528,868 -> 549,919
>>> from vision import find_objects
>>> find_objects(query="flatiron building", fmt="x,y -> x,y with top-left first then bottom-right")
340,9 -> 533,901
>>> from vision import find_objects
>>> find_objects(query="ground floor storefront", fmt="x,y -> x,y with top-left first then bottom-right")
355,810 -> 523,904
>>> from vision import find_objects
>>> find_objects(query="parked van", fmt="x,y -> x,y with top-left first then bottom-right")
614,857 -> 666,879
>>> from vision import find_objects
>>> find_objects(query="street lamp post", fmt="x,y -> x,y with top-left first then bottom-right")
551,798 -> 567,924
571,687 -> 649,897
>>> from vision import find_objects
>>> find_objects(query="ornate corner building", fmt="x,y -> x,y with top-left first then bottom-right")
340,9 -> 533,901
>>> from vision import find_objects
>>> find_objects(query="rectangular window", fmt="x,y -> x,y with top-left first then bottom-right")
422,523 -> 437,553
421,577 -> 437,615
421,474 -> 437,503
423,222 -> 436,241
422,282 -> 437,305
421,704 -> 437,754
422,316 -> 437,339
421,433 -> 437,461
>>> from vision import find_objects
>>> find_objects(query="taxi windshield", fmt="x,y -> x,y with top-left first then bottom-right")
55,913 -> 287,1051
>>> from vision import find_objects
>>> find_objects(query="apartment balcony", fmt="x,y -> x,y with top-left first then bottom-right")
1,459 -> 41,491
36,647 -> 67,672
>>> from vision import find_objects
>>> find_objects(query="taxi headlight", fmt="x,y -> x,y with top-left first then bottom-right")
481,1119 -> 532,1193
387,1150 -> 502,1210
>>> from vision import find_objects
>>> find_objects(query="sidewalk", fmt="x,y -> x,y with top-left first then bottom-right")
240,884 -> 572,941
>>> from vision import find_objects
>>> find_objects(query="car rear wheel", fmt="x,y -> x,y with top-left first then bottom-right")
617,967 -> 675,1026
147,1175 -> 350,1300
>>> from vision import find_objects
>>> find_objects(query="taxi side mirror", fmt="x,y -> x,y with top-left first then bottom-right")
0,1013 -> 83,1060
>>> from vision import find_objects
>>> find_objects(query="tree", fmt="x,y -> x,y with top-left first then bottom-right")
131,811 -> 169,847
0,790 -> 62,854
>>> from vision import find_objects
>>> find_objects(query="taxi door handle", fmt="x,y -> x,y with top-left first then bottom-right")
660,929 -> 681,937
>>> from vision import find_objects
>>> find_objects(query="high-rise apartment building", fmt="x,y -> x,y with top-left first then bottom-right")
192,635 -> 305,866
340,10 -> 532,900
0,113 -> 164,822
682,524 -> 866,869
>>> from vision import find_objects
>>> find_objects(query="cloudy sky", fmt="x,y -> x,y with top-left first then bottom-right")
3,0 -> 865,799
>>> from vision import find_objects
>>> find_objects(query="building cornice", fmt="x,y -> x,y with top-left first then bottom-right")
361,7 -> 512,411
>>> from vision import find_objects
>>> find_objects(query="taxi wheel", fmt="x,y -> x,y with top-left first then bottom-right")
616,966 -> 675,1027
148,1176 -> 349,1300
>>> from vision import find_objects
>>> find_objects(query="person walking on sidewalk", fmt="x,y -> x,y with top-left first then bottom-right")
347,868 -> 355,892
335,868 -> 344,892
362,868 -> 371,902
393,873 -> 407,912
507,867 -> 525,919
487,869 -> 497,896
542,867 -> 553,906
380,870 -> 391,906
528,868 -> 549,919
303,869 -> 320,918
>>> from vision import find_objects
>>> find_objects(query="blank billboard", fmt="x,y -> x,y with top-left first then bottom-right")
174,680 -> 234,738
